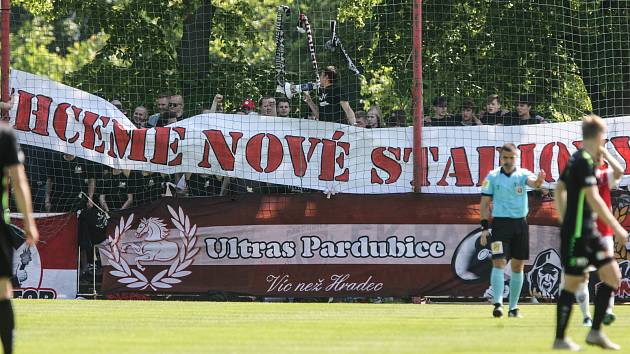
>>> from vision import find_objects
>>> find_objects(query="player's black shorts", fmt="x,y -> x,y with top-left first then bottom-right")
490,217 -> 529,260
561,230 -> 613,276
0,225 -> 13,278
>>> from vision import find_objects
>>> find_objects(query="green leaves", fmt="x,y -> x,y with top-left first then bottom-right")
9,0 -> 630,121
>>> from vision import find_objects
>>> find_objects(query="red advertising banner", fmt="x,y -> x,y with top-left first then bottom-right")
10,213 -> 78,299
100,194 -> 572,297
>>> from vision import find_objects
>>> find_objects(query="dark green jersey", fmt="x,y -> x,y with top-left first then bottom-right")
0,124 -> 24,224
559,149 -> 597,238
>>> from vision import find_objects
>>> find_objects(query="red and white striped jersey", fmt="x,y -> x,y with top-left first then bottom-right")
595,165 -> 620,237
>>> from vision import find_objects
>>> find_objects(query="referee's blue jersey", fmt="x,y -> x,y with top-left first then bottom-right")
481,167 -> 535,218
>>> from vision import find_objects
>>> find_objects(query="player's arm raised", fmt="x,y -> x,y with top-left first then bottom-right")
526,170 -> 546,189
554,181 -> 567,224
584,185 -> 627,243
7,164 -> 39,245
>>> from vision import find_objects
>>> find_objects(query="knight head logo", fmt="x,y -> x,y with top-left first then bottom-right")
121,217 -> 178,271
452,228 -> 493,282
528,248 -> 562,299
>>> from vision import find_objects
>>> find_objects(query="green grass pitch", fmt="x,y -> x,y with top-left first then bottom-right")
12,300 -> 630,353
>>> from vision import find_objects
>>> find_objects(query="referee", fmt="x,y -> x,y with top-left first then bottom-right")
553,115 -> 627,351
0,122 -> 39,354
480,143 -> 545,318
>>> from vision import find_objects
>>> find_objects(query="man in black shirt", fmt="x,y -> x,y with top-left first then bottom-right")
276,98 -> 291,118
453,100 -> 482,126
169,94 -> 186,121
186,173 -> 223,197
18,145 -> 48,212
45,152 -> 97,212
259,96 -> 277,117
0,123 -> 39,354
303,66 -> 356,125
388,109 -> 408,127
97,168 -> 134,212
423,96 -> 458,126
553,115 -> 627,351
479,94 -> 509,125
503,95 -> 545,126
132,171 -> 166,205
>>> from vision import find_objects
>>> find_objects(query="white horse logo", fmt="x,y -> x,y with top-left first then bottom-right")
121,217 -> 178,271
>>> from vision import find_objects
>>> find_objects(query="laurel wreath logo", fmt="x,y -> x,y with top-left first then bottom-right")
101,205 -> 199,291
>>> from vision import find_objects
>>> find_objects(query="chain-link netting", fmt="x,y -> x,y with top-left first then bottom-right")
5,0 -> 630,207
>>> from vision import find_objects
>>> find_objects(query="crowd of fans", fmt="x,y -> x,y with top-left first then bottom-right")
115,65 -> 545,133
424,94 -> 545,127
16,64 -> 550,279
120,66 -> 407,129
22,71 -> 549,211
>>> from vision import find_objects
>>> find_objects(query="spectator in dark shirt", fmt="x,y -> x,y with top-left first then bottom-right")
479,94 -> 509,125
44,152 -> 97,212
453,100 -> 482,126
132,171 -> 166,206
186,173 -> 224,197
97,168 -> 134,212
260,96 -> 277,117
19,145 -> 48,212
503,95 -> 545,126
424,96 -> 458,126
303,66 -> 356,125
155,111 -> 179,127
276,98 -> 291,118
148,93 -> 171,127
221,177 -> 264,196
169,94 -> 185,121
388,110 -> 408,127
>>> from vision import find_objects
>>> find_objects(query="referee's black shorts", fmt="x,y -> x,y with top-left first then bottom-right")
561,230 -> 612,276
0,225 -> 13,278
490,217 -> 529,261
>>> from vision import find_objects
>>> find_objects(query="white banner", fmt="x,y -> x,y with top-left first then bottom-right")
9,69 -> 630,194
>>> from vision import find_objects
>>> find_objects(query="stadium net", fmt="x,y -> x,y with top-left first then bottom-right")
4,0 -> 630,212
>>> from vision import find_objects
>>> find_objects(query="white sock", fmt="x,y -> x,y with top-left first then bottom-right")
575,281 -> 591,319
606,292 -> 615,315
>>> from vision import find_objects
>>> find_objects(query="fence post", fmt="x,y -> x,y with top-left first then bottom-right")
412,0 -> 424,193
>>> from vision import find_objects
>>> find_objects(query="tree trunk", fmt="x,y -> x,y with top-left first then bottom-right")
178,0 -> 215,116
